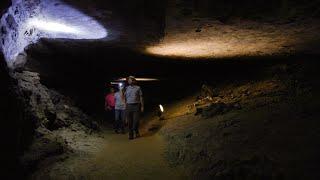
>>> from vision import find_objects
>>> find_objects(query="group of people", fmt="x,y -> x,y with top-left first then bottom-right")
105,76 -> 144,140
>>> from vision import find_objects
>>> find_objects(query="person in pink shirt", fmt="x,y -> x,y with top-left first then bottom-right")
105,87 -> 115,111
105,87 -> 115,126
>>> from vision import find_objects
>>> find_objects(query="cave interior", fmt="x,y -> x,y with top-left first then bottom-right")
1,0 -> 320,179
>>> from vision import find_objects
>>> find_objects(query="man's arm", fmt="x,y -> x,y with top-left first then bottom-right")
140,96 -> 144,112
139,88 -> 144,112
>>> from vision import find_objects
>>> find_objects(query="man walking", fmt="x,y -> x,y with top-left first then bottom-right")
125,76 -> 144,140
114,86 -> 126,134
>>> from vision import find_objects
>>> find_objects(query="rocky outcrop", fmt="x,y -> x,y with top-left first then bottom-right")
1,51 -> 99,177
160,61 -> 320,179
9,70 -> 100,176
0,0 -> 40,68
12,70 -> 98,130
0,0 -> 109,68
0,54 -> 27,179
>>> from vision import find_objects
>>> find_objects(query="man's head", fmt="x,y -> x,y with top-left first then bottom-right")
127,76 -> 136,85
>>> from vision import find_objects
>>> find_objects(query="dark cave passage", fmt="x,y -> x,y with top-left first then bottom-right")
24,39 -> 301,118
1,0 -> 320,179
23,46 -> 320,179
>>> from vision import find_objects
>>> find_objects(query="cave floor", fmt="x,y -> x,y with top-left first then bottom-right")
31,122 -> 188,180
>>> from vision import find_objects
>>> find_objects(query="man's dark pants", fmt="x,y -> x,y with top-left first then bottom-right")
115,109 -> 126,131
126,103 -> 141,138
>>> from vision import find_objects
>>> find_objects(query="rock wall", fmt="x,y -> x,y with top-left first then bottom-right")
0,0 -> 107,69
13,70 -> 99,175
12,70 -> 98,130
169,0 -> 320,20
0,0 -> 11,16
0,51 -> 98,177
119,0 -> 166,44
0,0 -> 41,68
0,53 -> 28,178
0,0 -> 167,69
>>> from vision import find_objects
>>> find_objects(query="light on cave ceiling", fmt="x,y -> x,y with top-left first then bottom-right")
1,0 -> 108,68
27,19 -> 82,34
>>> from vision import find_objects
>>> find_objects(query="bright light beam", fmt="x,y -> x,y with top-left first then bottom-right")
28,19 -> 82,34
0,0 -> 108,68
118,78 -> 160,82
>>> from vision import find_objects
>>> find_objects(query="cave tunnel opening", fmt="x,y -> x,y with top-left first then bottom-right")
1,0 -> 320,179
24,39 -> 301,119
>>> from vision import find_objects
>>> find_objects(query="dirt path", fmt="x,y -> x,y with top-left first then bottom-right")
32,128 -> 187,180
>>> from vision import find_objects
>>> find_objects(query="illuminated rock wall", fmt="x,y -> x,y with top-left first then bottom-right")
0,0 -> 107,68
0,0 -> 43,68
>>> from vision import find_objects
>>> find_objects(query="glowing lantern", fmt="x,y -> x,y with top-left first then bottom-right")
159,104 -> 164,112
158,104 -> 165,120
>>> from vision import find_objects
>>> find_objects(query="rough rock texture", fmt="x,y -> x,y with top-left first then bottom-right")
20,129 -> 68,173
0,54 -> 29,179
160,61 -> 320,179
12,70 -> 98,130
0,0 -> 166,69
0,0 -> 11,16
0,0 -> 108,68
170,0 -> 320,19
0,56 -> 99,177
145,0 -> 320,58
0,0 -> 41,67
12,70 -> 101,176
20,122 -> 102,177
200,103 -> 235,118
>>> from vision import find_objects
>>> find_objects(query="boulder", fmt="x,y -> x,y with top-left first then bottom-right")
201,103 -> 235,118
20,133 -> 68,173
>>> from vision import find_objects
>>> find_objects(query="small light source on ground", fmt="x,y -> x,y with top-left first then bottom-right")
159,104 -> 164,113
158,104 -> 165,120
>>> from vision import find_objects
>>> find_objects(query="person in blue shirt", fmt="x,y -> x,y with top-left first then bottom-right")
114,86 -> 126,134
125,76 -> 144,140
